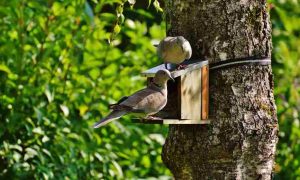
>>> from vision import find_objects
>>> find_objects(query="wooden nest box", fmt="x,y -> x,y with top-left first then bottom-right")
137,60 -> 210,124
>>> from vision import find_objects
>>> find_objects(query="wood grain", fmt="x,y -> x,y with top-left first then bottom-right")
180,70 -> 201,120
201,65 -> 209,120
132,118 -> 211,124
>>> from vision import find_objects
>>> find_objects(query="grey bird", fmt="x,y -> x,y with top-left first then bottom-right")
93,69 -> 174,128
156,36 -> 192,69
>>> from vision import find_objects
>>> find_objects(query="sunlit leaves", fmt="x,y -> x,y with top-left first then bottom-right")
116,4 -> 124,14
153,0 -> 163,12
24,148 -> 38,161
59,105 -> 69,117
113,24 -> 121,34
128,0 -> 136,6
0,0 -> 169,179
52,2 -> 64,16
0,64 -> 12,74
270,0 -> 300,179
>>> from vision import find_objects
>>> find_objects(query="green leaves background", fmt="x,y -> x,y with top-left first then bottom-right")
0,0 -> 169,179
270,0 -> 300,179
0,0 -> 299,179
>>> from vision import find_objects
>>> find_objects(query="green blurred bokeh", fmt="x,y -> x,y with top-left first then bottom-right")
270,0 -> 300,179
0,0 -> 299,179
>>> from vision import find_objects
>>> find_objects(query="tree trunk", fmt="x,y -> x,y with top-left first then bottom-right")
162,0 -> 278,179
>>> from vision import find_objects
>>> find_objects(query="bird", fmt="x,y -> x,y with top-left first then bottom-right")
156,36 -> 192,70
93,69 -> 174,128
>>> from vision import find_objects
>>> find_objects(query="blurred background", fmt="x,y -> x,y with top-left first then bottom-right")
0,0 -> 299,179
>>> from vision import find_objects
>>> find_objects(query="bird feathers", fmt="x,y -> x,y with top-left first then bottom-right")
93,69 -> 172,128
93,110 -> 127,128
120,87 -> 167,113
157,36 -> 192,65
94,88 -> 166,128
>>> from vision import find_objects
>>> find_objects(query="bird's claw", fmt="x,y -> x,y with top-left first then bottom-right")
176,64 -> 187,70
143,116 -> 163,121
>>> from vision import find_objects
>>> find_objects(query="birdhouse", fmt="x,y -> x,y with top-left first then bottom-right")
134,60 -> 210,124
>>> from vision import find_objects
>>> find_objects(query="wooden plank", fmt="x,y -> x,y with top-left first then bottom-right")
132,118 -> 211,124
132,118 -> 163,124
162,119 -> 210,124
180,69 -> 201,120
142,60 -> 208,78
201,65 -> 209,120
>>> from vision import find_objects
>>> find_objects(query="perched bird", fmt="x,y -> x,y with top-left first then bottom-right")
156,36 -> 192,70
93,69 -> 174,128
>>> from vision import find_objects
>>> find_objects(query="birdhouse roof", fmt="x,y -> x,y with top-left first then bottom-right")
142,60 -> 208,78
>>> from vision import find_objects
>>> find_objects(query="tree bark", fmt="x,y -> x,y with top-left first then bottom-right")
162,0 -> 278,179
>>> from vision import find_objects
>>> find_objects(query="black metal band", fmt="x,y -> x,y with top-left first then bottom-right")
209,57 -> 271,70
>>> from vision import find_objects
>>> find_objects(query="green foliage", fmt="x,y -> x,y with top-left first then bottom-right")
1,0 -> 300,179
0,0 -> 170,179
270,0 -> 300,179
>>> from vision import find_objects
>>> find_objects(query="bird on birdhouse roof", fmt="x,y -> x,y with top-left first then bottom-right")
156,36 -> 192,70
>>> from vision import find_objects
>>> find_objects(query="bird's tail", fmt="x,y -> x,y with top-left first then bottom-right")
93,110 -> 127,128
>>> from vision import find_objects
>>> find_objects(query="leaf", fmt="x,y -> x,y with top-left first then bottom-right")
99,13 -> 116,22
9,144 -> 23,152
52,2 -> 63,16
94,152 -> 103,162
62,127 -> 71,133
113,24 -> 121,34
21,162 -> 30,171
60,104 -> 69,117
44,85 -> 54,103
32,127 -> 45,135
118,14 -> 125,24
79,105 -> 88,116
153,0 -> 163,12
24,147 -> 38,161
67,133 -> 80,140
89,68 -> 100,80
34,107 -> 43,121
42,136 -> 50,143
128,0 -> 136,6
116,4 -> 123,15
149,133 -> 165,145
13,151 -> 22,162
42,149 -> 52,158
0,64 -> 12,74
147,0 -> 152,8
141,156 -> 151,168
112,160 -> 124,178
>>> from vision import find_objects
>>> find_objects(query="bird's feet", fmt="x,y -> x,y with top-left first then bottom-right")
176,64 -> 187,70
142,116 -> 163,121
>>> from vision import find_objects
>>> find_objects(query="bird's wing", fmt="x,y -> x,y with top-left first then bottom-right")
93,88 -> 166,128
157,37 -> 176,60
120,88 -> 167,114
109,96 -> 129,109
